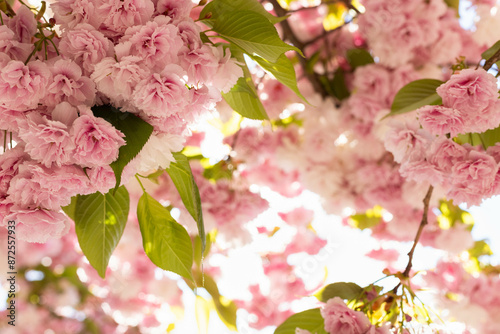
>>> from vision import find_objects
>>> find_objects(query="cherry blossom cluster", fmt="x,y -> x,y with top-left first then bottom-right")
0,0 -> 242,243
357,0 -> 482,67
424,260 -> 500,334
385,68 -> 500,207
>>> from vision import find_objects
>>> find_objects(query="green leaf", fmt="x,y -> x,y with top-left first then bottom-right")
137,192 -> 194,280
199,0 -> 287,25
348,206 -> 383,230
165,152 -> 205,252
482,40 -> 500,62
346,49 -> 374,69
331,68 -> 350,101
62,196 -> 77,221
213,10 -> 302,63
198,273 -> 238,331
92,105 -> 154,190
202,160 -> 234,181
385,79 -> 444,118
468,240 -> 493,259
74,186 -> 130,278
223,75 -> 269,120
251,53 -> 307,102
194,231 -> 215,267
314,282 -> 363,303
479,126 -> 500,148
444,0 -> 460,16
275,309 -> 327,334
437,199 -> 474,229
455,126 -> 500,149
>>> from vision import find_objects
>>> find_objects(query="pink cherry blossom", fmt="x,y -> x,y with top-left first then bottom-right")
45,59 -> 96,107
0,25 -> 32,61
132,64 -> 189,117
18,113 -> 75,167
210,45 -> 243,93
51,0 -> 103,30
321,297 -> 372,334
5,207 -> 70,243
7,5 -> 37,43
417,105 -> 465,137
155,0 -> 192,20
0,145 -> 27,196
437,68 -> 499,116
86,165 -> 116,194
428,138 -> 467,175
51,102 -> 79,126
384,121 -> 432,164
97,0 -> 155,38
70,112 -> 125,167
91,56 -> 149,104
7,162 -> 90,210
115,16 -> 183,70
59,24 -> 114,75
449,149 -> 499,206
0,60 -> 51,111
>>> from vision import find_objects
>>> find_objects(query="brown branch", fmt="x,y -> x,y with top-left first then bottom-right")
267,0 -> 330,98
393,185 -> 434,293
303,18 -> 353,48
483,48 -> 500,71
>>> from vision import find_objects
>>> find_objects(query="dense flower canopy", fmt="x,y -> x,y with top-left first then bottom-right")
1,0 -> 500,333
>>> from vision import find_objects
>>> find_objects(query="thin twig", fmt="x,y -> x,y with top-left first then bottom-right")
393,185 -> 434,293
267,0 -> 330,98
303,18 -> 353,48
484,48 -> 500,71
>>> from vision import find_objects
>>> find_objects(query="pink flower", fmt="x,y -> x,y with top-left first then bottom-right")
5,207 -> 70,243
155,0 -> 192,20
177,19 -> 203,51
132,64 -> 189,117
86,166 -> 116,194
384,121 -> 432,163
51,0 -> 103,30
417,105 -> 465,137
449,149 -> 498,206
91,56 -> 149,103
7,162 -> 90,210
0,25 -> 32,61
180,44 -> 219,85
59,24 -> 114,75
279,207 -> 314,228
437,68 -> 499,115
321,297 -> 372,334
211,45 -> 243,93
7,5 -> 37,43
115,16 -> 183,71
98,0 -> 155,38
0,60 -> 51,111
46,59 -> 96,107
51,102 -> 79,126
18,113 -> 75,167
70,112 -> 125,167
428,138 -> 467,175
353,64 -> 393,105
0,146 -> 27,196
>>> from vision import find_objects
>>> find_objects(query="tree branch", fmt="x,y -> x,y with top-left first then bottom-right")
393,185 -> 434,293
483,48 -> 500,71
267,0 -> 330,98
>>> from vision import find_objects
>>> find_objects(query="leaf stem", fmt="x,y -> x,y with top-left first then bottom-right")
135,174 -> 146,193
